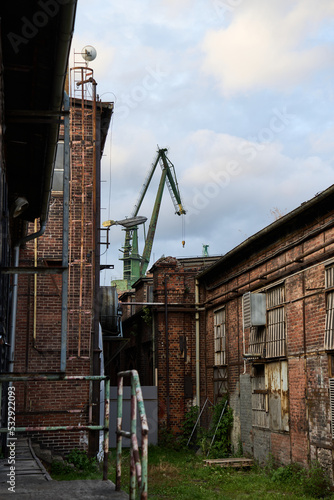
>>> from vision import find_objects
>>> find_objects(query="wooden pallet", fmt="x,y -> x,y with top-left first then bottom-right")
204,457 -> 254,468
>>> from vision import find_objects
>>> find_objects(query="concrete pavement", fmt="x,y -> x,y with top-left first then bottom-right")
0,438 -> 129,499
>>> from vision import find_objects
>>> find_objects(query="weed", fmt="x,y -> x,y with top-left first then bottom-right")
207,396 -> 233,458
301,460 -> 332,498
179,405 -> 199,448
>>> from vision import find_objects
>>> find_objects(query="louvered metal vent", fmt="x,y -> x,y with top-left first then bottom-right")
330,378 -> 334,439
242,292 -> 266,329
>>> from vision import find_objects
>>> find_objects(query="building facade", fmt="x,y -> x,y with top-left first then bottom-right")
198,185 -> 334,478
13,94 -> 113,455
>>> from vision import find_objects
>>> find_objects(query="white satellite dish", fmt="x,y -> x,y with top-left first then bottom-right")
81,45 -> 97,62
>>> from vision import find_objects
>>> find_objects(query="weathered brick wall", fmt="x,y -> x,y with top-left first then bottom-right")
14,103 -> 97,454
200,205 -> 334,472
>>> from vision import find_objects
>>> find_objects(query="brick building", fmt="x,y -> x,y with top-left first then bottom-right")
117,184 -> 334,479
0,1 -> 79,454
13,93 -> 113,455
198,184 -> 334,478
112,256 -> 219,434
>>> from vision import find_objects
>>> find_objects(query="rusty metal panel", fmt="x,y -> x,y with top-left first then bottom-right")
266,361 -> 289,432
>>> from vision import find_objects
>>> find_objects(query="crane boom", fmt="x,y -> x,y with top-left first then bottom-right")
120,148 -> 185,288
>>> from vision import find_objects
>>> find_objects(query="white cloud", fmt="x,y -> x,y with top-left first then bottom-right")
201,0 -> 334,95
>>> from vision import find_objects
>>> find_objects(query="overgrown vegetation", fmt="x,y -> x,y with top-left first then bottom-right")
179,396 -> 233,458
51,446 -> 334,499
51,448 -> 99,479
112,447 -> 334,499
50,399 -> 333,499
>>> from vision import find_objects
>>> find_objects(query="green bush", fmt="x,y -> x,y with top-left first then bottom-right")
179,405 -> 199,448
208,397 -> 233,458
67,448 -> 97,472
301,460 -> 331,498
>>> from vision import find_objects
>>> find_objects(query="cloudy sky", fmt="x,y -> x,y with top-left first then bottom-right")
71,0 -> 334,282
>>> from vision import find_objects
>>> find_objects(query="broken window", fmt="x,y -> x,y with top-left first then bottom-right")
251,364 -> 269,428
214,308 -> 226,366
246,284 -> 285,359
266,284 -> 285,358
325,265 -> 334,350
52,141 -> 64,193
214,308 -> 227,402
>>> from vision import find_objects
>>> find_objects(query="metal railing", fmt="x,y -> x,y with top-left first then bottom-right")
116,370 -> 148,500
0,374 -> 110,480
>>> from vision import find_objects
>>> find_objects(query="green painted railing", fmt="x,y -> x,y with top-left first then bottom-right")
116,370 -> 148,500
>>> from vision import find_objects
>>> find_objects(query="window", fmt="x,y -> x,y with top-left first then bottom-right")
214,308 -> 226,366
330,378 -> 334,438
214,308 -> 227,402
246,284 -> 285,358
251,364 -> 269,428
52,141 -> 64,192
266,284 -> 285,358
325,266 -> 334,350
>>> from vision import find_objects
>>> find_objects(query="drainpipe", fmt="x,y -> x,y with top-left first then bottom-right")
195,279 -> 200,407
60,92 -> 70,372
164,276 -> 170,428
9,221 -> 47,373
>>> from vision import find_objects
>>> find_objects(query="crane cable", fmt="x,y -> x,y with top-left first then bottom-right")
182,214 -> 185,248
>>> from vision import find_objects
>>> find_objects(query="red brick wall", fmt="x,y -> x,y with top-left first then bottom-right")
13,103 -> 99,455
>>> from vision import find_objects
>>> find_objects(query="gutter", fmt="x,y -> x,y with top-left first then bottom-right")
8,2 -> 77,373
40,0 -> 77,223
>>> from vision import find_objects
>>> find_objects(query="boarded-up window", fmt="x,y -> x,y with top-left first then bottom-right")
325,266 -> 334,350
252,364 -> 269,428
214,308 -> 226,366
266,285 -> 285,358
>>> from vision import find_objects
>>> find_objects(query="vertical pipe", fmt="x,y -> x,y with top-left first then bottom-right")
33,219 -> 38,346
164,277 -> 170,428
60,91 -> 70,372
91,77 -> 101,456
152,313 -> 156,386
195,279 -> 200,407
103,377 -> 110,480
116,375 -> 123,491
8,246 -> 19,373
130,377 -> 137,499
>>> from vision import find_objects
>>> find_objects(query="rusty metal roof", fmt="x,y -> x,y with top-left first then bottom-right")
1,1 -> 78,223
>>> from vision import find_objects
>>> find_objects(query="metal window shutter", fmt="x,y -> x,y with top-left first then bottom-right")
330,378 -> 334,439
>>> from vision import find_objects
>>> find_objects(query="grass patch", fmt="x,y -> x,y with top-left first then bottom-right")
51,446 -> 334,499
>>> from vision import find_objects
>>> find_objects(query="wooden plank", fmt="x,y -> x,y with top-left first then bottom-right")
204,458 -> 254,468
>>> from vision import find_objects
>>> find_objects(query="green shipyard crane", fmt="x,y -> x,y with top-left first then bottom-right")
119,148 -> 186,288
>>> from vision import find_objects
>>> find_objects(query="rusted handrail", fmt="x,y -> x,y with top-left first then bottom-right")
0,374 -> 110,480
116,370 -> 148,500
